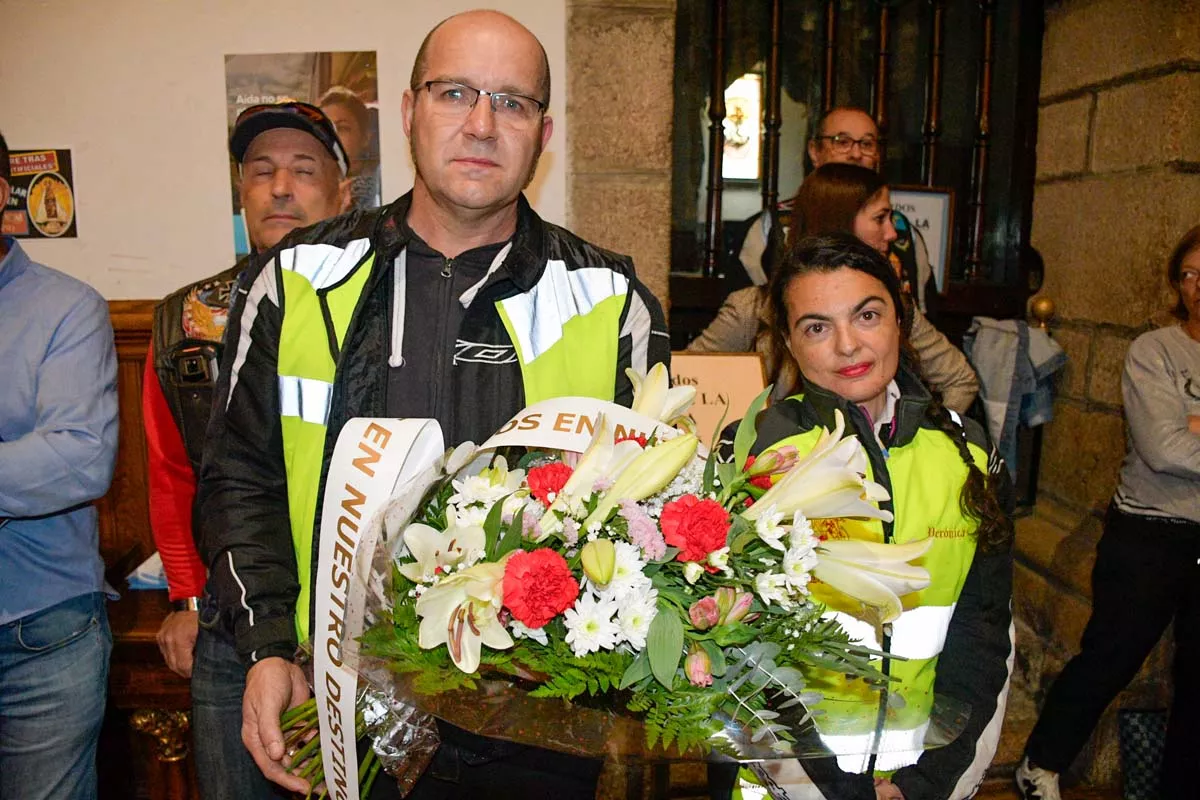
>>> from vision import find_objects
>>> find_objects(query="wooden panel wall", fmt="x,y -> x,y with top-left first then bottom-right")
97,300 -> 155,571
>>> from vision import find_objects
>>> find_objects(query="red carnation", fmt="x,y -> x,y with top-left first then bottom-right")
503,549 -> 580,629
660,494 -> 731,563
615,433 -> 648,448
526,462 -> 574,507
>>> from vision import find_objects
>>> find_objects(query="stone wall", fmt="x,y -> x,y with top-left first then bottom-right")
565,0 -> 677,312
1009,0 -> 1200,787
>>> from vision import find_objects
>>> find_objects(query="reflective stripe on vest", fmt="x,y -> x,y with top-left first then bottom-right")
496,260 -> 627,403
826,605 -> 956,661
276,238 -> 374,642
824,719 -> 931,774
278,375 -> 334,426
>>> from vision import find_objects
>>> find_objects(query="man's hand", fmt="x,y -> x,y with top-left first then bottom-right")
243,656 -> 312,793
155,610 -> 199,677
874,778 -> 905,800
1188,414 -> 1200,436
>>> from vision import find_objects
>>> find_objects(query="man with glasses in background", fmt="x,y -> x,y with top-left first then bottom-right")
144,102 -> 350,800
734,107 -> 927,299
196,9 -> 668,798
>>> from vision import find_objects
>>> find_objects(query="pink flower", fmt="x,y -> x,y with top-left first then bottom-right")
619,499 -> 667,561
689,596 -> 721,630
685,646 -> 713,687
716,588 -> 754,625
561,518 -> 580,546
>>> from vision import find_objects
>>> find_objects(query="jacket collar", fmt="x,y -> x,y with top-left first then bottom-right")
373,192 -> 547,292
0,237 -> 30,293
797,360 -> 933,448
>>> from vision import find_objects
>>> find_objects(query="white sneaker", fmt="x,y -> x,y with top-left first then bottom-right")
1015,756 -> 1062,800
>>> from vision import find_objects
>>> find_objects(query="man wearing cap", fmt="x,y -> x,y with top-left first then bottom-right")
143,101 -> 350,800
196,9 -> 668,798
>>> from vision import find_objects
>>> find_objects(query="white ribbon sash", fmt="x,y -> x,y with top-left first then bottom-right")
314,418 -> 443,800
481,396 -> 678,453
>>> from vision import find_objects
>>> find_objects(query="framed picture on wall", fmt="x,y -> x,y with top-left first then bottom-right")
889,185 -> 955,296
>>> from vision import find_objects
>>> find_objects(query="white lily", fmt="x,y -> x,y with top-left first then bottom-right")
813,538 -> 932,623
415,559 -> 513,673
741,410 -> 893,523
627,362 -> 696,424
541,416 -> 644,535
583,432 -> 699,529
397,522 -> 485,583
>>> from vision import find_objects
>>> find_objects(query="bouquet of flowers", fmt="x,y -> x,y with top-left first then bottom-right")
330,364 -> 934,766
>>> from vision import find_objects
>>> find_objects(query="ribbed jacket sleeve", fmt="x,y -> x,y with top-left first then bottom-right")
143,347 -> 207,600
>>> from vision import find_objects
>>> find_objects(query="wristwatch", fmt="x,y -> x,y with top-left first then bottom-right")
172,597 -> 202,612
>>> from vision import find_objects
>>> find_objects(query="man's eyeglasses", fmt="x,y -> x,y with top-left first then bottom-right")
814,133 -> 880,155
415,81 -> 546,126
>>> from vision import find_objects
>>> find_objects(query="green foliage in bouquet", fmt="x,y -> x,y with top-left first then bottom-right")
346,369 -> 933,759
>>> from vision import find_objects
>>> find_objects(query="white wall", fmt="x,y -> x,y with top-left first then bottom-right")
0,0 -> 567,298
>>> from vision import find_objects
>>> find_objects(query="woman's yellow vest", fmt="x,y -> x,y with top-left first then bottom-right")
275,243 -> 632,640
745,402 -> 986,785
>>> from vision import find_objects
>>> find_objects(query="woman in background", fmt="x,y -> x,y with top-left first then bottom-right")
1016,226 -> 1200,800
687,163 -> 978,413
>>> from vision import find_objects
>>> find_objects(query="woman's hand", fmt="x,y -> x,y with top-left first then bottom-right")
874,778 -> 906,800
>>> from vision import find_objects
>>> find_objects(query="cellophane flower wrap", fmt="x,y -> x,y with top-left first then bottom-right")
337,365 -> 938,784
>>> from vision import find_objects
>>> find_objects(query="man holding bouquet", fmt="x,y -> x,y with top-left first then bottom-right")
196,9 -> 669,798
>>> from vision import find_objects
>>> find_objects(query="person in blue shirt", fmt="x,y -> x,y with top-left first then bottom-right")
0,129 -> 119,800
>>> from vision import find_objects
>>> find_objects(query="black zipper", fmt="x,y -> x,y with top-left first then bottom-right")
430,257 -> 455,422
846,402 -> 896,776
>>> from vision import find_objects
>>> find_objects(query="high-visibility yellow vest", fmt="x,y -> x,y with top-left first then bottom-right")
275,244 -> 632,639
731,405 -> 983,795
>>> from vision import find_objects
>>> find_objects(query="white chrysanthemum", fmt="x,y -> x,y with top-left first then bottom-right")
448,456 -> 525,507
789,513 -> 816,549
616,588 -> 659,651
755,571 -> 791,608
782,545 -> 818,595
563,593 -> 622,657
509,619 -> 549,646
608,541 -> 652,597
755,504 -> 788,551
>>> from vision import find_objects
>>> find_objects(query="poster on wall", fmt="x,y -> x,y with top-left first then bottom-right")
2,149 -> 77,239
889,185 -> 955,295
224,51 -> 381,254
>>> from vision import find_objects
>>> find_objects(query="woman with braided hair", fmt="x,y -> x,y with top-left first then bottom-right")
713,233 -> 1014,800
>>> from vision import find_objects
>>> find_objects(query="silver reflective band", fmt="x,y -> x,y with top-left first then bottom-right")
499,261 -> 629,364
826,604 -> 955,660
278,239 -> 372,290
279,375 -> 334,425
823,719 -> 930,773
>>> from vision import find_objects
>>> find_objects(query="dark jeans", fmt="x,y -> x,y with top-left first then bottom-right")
192,601 -> 290,800
0,592 -> 111,800
1025,505 -> 1200,795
